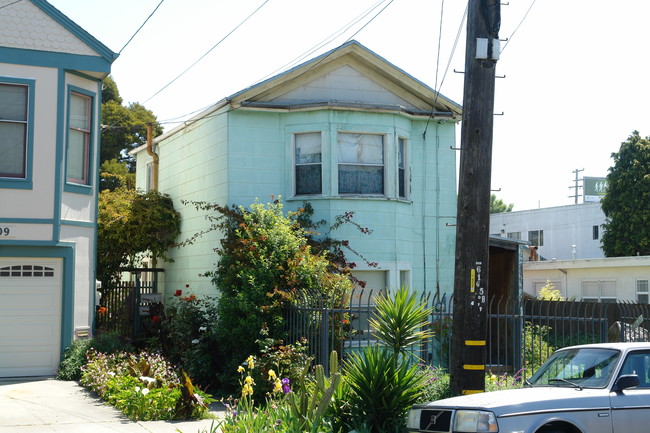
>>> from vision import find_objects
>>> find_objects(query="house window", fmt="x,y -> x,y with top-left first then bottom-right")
582,280 -> 616,303
592,225 -> 599,240
507,232 -> 521,240
295,132 -> 322,195
0,83 -> 28,178
398,137 -> 407,199
145,162 -> 153,192
637,280 -> 649,303
528,229 -> 544,246
338,133 -> 384,195
66,91 -> 92,185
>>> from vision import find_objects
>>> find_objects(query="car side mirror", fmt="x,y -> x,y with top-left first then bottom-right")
613,374 -> 640,392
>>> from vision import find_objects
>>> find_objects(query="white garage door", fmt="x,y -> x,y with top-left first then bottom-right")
0,259 -> 62,377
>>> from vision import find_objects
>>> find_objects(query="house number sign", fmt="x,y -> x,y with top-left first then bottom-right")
0,225 -> 13,238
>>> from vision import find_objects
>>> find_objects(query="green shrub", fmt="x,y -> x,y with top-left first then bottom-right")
56,331 -> 134,381
416,365 -> 454,403
523,323 -> 556,374
80,350 -> 212,421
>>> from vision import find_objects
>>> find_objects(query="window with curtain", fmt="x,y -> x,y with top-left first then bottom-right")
582,280 -> 617,303
338,133 -> 384,195
67,92 -> 91,184
637,280 -> 649,303
0,83 -> 28,178
295,132 -> 322,195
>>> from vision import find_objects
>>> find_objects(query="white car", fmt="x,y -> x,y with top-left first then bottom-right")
407,342 -> 650,433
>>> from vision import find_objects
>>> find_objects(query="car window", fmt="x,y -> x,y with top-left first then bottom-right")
529,348 -> 620,388
618,351 -> 650,388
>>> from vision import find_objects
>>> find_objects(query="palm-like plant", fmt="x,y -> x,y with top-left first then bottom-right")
342,286 -> 433,433
369,286 -> 434,358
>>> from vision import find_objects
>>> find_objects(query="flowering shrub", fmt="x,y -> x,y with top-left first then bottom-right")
255,327 -> 311,395
80,350 -> 212,421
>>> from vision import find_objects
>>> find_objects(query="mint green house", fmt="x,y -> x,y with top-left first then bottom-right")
132,41 -> 461,298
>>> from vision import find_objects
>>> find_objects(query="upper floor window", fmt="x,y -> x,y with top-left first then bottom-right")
294,132 -> 322,195
398,137 -> 407,199
338,133 -> 383,195
66,92 -> 92,185
0,83 -> 28,178
507,232 -> 521,240
528,229 -> 544,246
592,225 -> 599,240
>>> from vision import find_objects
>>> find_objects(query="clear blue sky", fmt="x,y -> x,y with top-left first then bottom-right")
50,0 -> 650,211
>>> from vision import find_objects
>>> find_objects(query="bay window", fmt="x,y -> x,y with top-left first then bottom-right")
398,137 -> 407,198
295,132 -> 322,195
338,133 -> 384,195
66,91 -> 92,185
0,83 -> 28,178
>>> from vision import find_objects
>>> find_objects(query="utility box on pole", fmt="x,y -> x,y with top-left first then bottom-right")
450,0 -> 501,396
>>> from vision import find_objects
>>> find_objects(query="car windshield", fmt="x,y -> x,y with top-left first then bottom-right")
528,347 -> 621,388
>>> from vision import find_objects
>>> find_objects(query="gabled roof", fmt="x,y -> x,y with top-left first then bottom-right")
229,40 -> 461,117
0,0 -> 117,77
145,40 -> 462,147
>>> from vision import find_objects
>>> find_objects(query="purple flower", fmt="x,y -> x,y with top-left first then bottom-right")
281,378 -> 291,394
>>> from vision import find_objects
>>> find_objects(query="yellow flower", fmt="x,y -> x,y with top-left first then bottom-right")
273,378 -> 282,393
490,374 -> 497,382
268,369 -> 277,381
246,355 -> 255,370
242,383 -> 253,397
245,375 -> 255,386
237,366 -> 245,373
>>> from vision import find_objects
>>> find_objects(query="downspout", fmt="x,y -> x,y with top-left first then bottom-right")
145,123 -> 158,191
145,123 -> 158,269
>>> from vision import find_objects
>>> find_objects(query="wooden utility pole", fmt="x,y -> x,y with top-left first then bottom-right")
450,0 -> 501,396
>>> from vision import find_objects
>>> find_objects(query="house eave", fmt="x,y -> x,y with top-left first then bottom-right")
237,100 -> 459,121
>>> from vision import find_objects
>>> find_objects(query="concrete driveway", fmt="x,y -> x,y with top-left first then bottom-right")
0,378 -> 225,433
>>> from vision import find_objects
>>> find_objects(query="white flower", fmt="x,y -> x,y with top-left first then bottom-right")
139,376 -> 156,384
141,388 -> 150,396
191,339 -> 200,344
199,326 -> 207,332
135,386 -> 141,393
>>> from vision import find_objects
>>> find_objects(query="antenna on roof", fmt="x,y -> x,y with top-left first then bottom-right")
568,168 -> 584,204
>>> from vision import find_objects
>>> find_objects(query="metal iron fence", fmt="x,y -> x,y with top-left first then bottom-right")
95,269 -> 162,338
285,289 -> 650,377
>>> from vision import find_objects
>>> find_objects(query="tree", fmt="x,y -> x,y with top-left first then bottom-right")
100,76 -> 163,170
97,187 -> 181,284
490,194 -> 514,213
99,158 -> 135,191
601,131 -> 650,257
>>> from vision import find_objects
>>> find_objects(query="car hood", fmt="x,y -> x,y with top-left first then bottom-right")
418,386 -> 609,416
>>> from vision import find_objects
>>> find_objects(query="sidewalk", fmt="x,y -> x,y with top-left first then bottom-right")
0,377 -> 225,433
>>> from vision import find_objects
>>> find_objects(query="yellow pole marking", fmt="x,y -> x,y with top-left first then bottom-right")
463,364 -> 485,370
462,390 -> 484,395
465,340 -> 486,346
470,268 -> 475,293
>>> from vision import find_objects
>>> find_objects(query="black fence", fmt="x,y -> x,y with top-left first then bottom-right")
285,289 -> 650,377
95,268 -> 163,339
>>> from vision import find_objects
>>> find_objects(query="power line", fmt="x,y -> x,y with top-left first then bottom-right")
500,0 -> 537,54
118,0 -> 165,55
256,0 -> 388,83
0,0 -> 22,10
143,0 -> 271,105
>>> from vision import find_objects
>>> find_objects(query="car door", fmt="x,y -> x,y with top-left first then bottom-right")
610,350 -> 650,433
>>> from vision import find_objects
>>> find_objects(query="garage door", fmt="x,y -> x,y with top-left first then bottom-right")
0,259 -> 62,377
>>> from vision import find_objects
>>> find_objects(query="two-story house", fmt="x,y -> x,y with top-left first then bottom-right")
0,0 -> 116,376
131,40 -> 462,300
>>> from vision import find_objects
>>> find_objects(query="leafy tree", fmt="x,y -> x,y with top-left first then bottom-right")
100,77 -> 163,170
601,131 -> 650,256
537,280 -> 564,301
97,187 -> 181,284
490,194 -> 514,213
99,159 -> 135,191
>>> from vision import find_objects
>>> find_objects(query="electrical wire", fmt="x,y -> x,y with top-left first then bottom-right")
118,0 -> 165,55
142,0 -> 271,105
500,0 -> 537,54
256,0 -> 388,84
0,0 -> 22,11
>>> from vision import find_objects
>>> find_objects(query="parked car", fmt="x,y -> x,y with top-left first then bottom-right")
407,342 -> 650,433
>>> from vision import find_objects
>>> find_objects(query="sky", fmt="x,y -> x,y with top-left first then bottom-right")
48,0 -> 650,211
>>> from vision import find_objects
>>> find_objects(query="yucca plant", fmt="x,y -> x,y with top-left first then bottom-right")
369,286 -> 433,359
346,345 -> 427,433
342,287 -> 433,433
